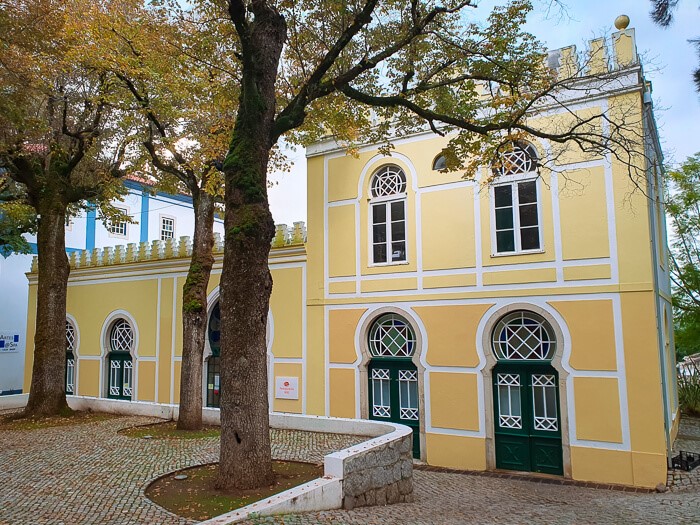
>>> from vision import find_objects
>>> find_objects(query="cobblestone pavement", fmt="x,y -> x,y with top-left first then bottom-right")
669,415 -> 700,492
2,413 -> 699,525
0,415 -> 363,525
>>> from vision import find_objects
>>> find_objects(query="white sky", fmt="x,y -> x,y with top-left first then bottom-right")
268,1 -> 700,225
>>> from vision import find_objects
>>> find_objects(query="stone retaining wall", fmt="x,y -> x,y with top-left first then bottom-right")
340,431 -> 414,509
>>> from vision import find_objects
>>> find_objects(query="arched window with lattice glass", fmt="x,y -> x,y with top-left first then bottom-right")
492,311 -> 556,361
65,320 -> 77,394
107,318 -> 134,400
369,165 -> 407,264
491,142 -> 542,255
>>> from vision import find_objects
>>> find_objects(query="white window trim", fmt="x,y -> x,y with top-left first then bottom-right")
489,175 -> 544,257
368,195 -> 409,267
159,214 -> 176,241
107,206 -> 129,239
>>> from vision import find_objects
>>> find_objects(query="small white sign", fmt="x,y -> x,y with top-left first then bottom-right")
275,376 -> 299,400
0,332 -> 20,353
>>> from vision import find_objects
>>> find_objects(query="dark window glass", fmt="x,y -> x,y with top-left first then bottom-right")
433,155 -> 447,171
373,224 -> 386,243
518,181 -> 537,204
373,244 -> 387,263
494,185 -> 512,208
207,356 -> 221,408
373,204 -> 386,224
496,230 -> 515,253
391,242 -> 406,262
521,227 -> 540,250
495,208 -> 514,230
392,221 -> 405,241
519,203 -> 538,227
390,201 -> 405,221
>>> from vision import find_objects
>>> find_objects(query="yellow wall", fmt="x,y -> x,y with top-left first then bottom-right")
421,186 -> 475,270
559,167 -> 610,260
573,377 -> 623,443
429,372 -> 480,431
549,300 -> 617,371
329,309 -> 366,364
270,267 -> 304,359
329,368 -> 356,418
415,304 -> 491,367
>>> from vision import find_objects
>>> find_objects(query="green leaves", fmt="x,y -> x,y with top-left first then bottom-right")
667,153 -> 700,358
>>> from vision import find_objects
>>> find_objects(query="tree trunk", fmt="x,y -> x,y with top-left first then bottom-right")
177,191 -> 216,430
24,203 -> 70,417
216,5 -> 286,491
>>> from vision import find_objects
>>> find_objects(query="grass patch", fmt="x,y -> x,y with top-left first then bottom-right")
121,421 -> 220,439
0,410 -> 119,431
146,461 -> 322,521
679,363 -> 700,417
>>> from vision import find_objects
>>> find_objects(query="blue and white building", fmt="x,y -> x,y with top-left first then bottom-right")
0,179 -> 224,394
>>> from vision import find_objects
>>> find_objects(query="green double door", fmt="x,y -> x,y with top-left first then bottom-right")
493,363 -> 563,475
368,359 -> 420,458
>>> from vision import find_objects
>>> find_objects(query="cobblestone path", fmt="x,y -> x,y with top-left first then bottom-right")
0,415 -> 363,525
2,414 -> 699,525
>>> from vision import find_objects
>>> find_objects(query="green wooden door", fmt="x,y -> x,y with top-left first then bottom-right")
493,363 -> 562,475
108,353 -> 133,400
368,359 -> 420,458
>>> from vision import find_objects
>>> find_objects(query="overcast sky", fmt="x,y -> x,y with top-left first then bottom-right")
268,1 -> 700,225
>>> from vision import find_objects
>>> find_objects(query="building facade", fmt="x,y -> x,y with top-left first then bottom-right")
0,179 -> 224,394
23,27 -> 678,488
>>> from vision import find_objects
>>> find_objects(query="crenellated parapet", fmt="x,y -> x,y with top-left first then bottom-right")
546,27 -> 638,80
29,221 -> 307,273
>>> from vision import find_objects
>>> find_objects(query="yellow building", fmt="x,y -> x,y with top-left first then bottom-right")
24,27 -> 677,488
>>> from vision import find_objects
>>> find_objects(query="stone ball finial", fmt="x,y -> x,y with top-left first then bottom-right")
614,14 -> 630,30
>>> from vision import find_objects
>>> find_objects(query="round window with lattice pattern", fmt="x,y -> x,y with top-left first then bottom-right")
493,142 -> 538,177
492,311 -> 556,361
110,319 -> 134,353
371,165 -> 407,198
368,313 -> 416,358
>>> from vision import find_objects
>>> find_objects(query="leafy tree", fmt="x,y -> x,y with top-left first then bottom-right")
0,178 -> 36,256
0,0 -> 133,416
86,1 -> 233,430
200,0 -> 646,490
649,0 -> 700,91
666,153 -> 700,358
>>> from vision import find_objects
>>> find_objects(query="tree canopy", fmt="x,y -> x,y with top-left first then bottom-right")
667,153 -> 700,358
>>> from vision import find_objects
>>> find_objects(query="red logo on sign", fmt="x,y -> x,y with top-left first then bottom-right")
284,381 -> 290,387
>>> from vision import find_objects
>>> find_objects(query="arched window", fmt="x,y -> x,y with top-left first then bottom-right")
432,154 -> 447,171
369,313 -> 416,358
107,318 -> 134,400
367,312 -> 420,457
491,310 -> 556,361
491,142 -> 541,255
206,301 -> 221,408
370,165 -> 407,264
65,320 -> 76,394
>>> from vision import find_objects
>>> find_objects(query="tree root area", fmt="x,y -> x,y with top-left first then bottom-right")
146,461 -> 323,521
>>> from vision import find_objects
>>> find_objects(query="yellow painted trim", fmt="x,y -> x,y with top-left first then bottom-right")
329,281 -> 357,294
360,277 -> 417,293
423,274 -> 476,289
482,268 -> 556,286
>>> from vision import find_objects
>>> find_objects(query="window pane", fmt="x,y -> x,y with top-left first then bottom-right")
373,244 -> 387,263
518,181 -> 537,204
390,201 -> 405,221
373,224 -> 386,243
520,227 -> 540,250
494,185 -> 512,208
496,230 -> 515,253
391,242 -> 406,262
519,203 -> 538,227
372,204 -> 386,224
495,208 -> 514,230
391,221 -> 405,241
